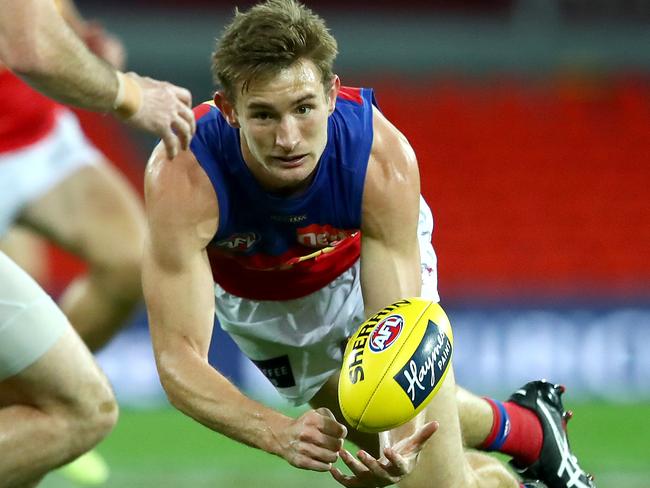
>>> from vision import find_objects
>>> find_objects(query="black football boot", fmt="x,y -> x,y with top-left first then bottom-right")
508,380 -> 596,488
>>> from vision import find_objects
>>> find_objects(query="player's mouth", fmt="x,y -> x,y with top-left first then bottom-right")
270,154 -> 308,168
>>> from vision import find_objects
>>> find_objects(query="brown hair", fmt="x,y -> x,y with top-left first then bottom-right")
212,0 -> 338,101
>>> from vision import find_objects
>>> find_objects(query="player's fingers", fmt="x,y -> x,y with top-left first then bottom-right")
161,129 -> 180,160
382,447 -> 408,476
315,408 -> 348,438
330,467 -> 363,488
339,449 -> 370,478
171,117 -> 192,151
299,428 -> 344,452
172,85 -> 192,107
358,449 -> 401,481
403,420 -> 438,455
315,407 -> 337,420
304,444 -> 340,465
178,103 -> 196,135
291,453 -> 333,473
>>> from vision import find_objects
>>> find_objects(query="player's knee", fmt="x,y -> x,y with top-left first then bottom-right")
65,377 -> 118,455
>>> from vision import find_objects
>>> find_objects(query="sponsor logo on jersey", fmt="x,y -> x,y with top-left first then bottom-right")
297,224 -> 357,248
369,315 -> 404,353
251,355 -> 296,388
215,232 -> 259,251
394,320 -> 452,408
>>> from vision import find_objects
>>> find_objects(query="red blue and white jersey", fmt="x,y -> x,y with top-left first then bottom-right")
0,69 -> 60,153
190,87 -> 377,300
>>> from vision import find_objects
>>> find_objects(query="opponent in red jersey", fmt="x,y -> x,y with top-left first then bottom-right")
0,0 -> 195,484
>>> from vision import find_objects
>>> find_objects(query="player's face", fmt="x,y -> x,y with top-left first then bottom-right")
233,59 -> 338,194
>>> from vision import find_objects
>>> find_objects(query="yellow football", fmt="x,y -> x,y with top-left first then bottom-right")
338,298 -> 453,433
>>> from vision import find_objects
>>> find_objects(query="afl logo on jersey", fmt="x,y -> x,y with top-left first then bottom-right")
215,232 -> 259,251
369,315 -> 404,353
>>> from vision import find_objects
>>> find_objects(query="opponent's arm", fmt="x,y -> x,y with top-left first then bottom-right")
331,107 -> 437,487
0,0 -> 117,111
143,145 -> 345,472
0,0 -> 194,158
55,0 -> 126,70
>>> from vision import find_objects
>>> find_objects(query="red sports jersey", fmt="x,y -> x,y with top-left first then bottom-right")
0,69 -> 59,153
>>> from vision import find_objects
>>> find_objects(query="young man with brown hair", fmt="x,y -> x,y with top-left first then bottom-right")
143,1 -> 594,487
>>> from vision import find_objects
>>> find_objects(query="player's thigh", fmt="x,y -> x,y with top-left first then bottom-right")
0,252 -> 66,386
0,327 -> 113,413
17,162 -> 145,266
395,368 -> 476,488
0,227 -> 48,282
0,253 -> 113,409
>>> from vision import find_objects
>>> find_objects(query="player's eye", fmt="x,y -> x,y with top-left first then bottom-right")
253,111 -> 272,120
296,105 -> 313,115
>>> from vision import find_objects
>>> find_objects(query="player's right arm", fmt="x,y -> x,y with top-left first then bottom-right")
143,144 -> 346,472
0,0 -> 194,159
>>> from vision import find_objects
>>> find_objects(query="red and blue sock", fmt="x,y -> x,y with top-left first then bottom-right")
479,397 -> 543,467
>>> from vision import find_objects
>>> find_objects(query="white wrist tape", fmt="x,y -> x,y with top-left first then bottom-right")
112,71 -> 142,119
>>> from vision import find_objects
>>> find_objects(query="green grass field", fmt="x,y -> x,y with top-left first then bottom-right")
42,402 -> 650,488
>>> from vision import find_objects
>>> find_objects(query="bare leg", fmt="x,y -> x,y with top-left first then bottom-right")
0,229 -> 48,283
467,452 -> 522,488
0,325 -> 117,486
456,385 -> 494,448
16,162 -> 146,350
394,369 -> 517,488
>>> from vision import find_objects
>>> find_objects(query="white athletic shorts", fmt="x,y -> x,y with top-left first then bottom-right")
215,196 -> 439,405
0,108 -> 101,237
0,251 -> 68,381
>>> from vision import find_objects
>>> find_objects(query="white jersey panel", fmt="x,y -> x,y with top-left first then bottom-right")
0,109 -> 100,236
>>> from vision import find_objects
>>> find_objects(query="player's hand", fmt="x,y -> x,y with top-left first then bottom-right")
330,421 -> 438,487
125,72 -> 196,160
278,407 -> 348,472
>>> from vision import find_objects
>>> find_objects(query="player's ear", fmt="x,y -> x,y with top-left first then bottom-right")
214,91 -> 240,128
327,75 -> 340,115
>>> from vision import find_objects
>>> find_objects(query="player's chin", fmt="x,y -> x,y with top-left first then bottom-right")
272,165 -> 315,186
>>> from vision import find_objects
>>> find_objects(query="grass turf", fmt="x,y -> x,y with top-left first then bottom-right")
42,402 -> 650,488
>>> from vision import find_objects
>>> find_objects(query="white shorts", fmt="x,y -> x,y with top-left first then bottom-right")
0,251 -> 69,381
215,196 -> 439,405
0,108 -> 101,237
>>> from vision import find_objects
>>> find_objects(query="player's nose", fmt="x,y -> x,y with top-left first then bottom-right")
274,115 -> 300,151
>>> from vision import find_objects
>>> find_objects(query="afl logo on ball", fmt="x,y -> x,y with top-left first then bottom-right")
369,315 -> 404,353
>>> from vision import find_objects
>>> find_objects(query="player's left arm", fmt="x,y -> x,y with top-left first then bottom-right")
359,107 -> 422,317
331,106 -> 437,487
